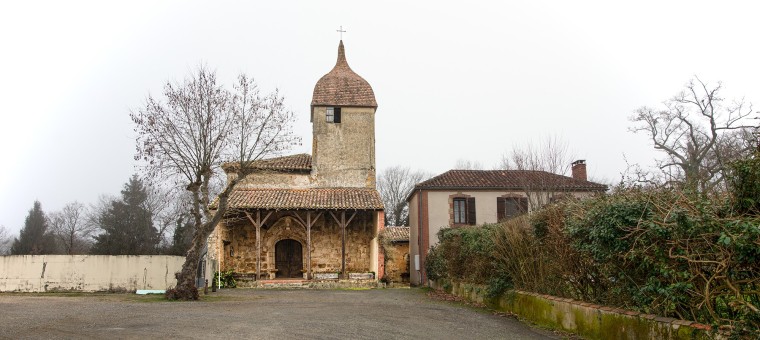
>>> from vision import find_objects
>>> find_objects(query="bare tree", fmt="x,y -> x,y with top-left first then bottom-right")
377,166 -> 432,226
131,67 -> 299,298
0,225 -> 12,255
630,77 -> 755,192
86,194 -> 117,229
496,136 -> 583,211
498,136 -> 575,175
49,202 -> 94,255
141,183 -> 192,250
454,159 -> 485,170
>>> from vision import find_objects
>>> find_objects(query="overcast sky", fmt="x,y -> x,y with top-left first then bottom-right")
1,1 -> 758,235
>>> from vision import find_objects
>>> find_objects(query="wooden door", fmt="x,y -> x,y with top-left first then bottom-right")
275,239 -> 303,278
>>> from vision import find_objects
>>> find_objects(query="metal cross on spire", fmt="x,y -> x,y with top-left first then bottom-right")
336,26 -> 346,40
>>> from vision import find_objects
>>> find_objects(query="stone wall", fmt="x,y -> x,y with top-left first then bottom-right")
217,211 -> 376,277
0,255 -> 185,292
433,280 -> 715,340
311,106 -> 376,188
383,241 -> 409,283
231,169 -> 312,189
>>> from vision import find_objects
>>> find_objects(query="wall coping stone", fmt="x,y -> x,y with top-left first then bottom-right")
435,281 -> 717,340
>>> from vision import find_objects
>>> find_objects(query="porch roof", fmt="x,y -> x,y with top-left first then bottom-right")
221,187 -> 385,211
382,226 -> 410,242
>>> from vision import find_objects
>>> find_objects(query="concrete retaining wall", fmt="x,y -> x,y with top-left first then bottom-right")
0,255 -> 186,292
432,280 -> 716,340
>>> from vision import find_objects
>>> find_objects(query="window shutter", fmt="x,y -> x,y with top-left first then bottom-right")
467,197 -> 476,225
334,107 -> 341,123
519,198 -> 529,215
496,197 -> 505,221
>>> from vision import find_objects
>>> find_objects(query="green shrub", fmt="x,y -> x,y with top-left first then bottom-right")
561,189 -> 759,334
728,153 -> 760,215
426,224 -> 510,296
212,269 -> 237,288
429,188 -> 759,334
425,245 -> 446,281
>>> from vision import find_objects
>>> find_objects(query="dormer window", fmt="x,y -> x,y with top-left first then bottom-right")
326,107 -> 341,123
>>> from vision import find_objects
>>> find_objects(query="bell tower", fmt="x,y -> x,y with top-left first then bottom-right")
310,40 -> 377,188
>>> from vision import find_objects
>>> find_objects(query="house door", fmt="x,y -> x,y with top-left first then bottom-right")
275,239 -> 303,278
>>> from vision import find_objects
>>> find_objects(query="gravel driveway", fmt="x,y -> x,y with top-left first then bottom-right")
0,288 -> 558,339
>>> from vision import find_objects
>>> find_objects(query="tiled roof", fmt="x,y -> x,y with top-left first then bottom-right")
415,170 -> 608,191
222,154 -> 312,172
311,40 -> 377,108
221,188 -> 384,210
382,226 -> 409,242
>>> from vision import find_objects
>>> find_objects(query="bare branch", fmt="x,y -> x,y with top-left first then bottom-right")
131,65 -> 299,297
629,77 -> 756,192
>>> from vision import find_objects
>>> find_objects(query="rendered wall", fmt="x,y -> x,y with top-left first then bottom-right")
234,170 -> 312,189
311,106 -> 376,188
425,190 -> 594,248
0,255 -> 185,292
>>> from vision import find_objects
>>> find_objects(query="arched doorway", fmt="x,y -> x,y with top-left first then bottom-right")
275,239 -> 303,278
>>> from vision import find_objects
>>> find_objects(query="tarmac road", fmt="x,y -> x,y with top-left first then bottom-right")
0,288 -> 559,339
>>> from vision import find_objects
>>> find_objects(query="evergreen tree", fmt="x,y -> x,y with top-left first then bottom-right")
11,201 -> 56,254
91,175 -> 160,255
168,216 -> 194,256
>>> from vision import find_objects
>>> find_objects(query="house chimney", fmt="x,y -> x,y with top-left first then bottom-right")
571,160 -> 587,181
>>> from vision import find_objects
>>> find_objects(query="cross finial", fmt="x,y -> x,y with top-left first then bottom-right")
336,26 -> 346,40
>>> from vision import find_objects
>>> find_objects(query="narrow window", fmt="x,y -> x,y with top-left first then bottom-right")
326,107 -> 341,123
453,198 -> 466,224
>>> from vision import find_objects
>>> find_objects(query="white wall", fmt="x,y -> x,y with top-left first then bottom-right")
426,190 -> 514,248
0,255 -> 185,292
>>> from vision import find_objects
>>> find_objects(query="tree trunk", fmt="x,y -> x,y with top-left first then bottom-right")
171,174 -> 241,300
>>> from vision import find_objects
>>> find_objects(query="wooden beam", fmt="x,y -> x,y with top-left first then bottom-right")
245,210 -> 273,280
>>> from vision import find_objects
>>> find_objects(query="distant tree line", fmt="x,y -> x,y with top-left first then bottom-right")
3,175 -> 193,256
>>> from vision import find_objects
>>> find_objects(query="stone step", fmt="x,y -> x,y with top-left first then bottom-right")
260,282 -> 310,289
234,278 -> 383,289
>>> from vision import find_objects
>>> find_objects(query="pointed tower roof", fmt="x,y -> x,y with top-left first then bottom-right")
311,40 -> 377,108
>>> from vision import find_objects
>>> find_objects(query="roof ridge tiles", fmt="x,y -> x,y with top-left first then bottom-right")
414,169 -> 607,191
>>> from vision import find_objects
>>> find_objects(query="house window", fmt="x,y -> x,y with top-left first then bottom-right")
497,197 -> 528,221
453,198 -> 466,224
452,197 -> 476,225
326,107 -> 341,123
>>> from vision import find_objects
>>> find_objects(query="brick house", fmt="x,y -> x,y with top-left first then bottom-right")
407,161 -> 607,285
207,40 -> 386,283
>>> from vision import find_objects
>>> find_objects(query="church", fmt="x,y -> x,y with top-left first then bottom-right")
207,40 -> 386,284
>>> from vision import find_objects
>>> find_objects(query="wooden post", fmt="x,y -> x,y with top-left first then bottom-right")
291,211 -> 323,280
341,211 -> 346,279
330,210 -> 357,279
256,220 -> 261,280
245,210 -> 273,281
306,212 -> 312,280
